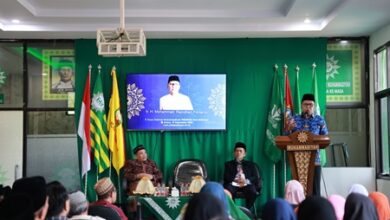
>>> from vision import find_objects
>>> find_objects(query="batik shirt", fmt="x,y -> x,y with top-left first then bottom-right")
290,113 -> 328,165
123,158 -> 163,193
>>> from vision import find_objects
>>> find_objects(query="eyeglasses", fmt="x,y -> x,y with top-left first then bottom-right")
302,103 -> 314,107
169,82 -> 179,86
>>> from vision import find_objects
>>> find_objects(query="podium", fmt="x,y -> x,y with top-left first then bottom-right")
275,131 -> 330,195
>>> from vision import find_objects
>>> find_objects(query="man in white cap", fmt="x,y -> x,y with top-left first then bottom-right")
90,177 -> 128,220
159,75 -> 193,110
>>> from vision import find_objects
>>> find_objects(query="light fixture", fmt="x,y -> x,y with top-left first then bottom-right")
11,19 -> 20,24
96,0 -> 146,57
304,18 -> 311,24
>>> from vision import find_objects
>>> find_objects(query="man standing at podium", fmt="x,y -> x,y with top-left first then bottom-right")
286,93 -> 328,196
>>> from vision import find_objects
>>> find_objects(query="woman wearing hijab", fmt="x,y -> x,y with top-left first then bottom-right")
284,180 -> 305,209
200,182 -> 250,220
262,198 -> 296,220
328,194 -> 346,220
348,183 -> 369,196
184,192 -> 229,220
344,193 -> 378,220
297,196 -> 337,220
368,192 -> 390,220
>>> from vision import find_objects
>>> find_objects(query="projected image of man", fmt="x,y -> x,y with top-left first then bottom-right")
159,75 -> 193,110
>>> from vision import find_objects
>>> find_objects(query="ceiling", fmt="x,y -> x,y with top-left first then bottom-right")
1,0 -> 390,39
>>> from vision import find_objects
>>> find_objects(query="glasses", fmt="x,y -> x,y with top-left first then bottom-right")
169,82 -> 179,86
302,102 -> 314,107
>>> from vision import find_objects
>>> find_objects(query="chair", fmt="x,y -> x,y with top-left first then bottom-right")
234,163 -> 262,217
330,142 -> 349,166
238,206 -> 255,220
173,159 -> 207,188
88,205 -> 122,220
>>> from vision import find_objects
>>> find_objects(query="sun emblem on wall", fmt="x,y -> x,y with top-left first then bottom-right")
326,54 -> 340,80
208,83 -> 226,119
127,83 -> 146,119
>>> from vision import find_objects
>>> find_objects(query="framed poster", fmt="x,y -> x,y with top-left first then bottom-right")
42,49 -> 75,100
326,42 -> 365,106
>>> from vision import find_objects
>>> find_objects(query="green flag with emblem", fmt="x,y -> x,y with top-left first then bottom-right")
90,70 -> 110,173
264,66 -> 283,163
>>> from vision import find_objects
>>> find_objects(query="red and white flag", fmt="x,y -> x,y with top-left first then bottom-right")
77,71 -> 91,177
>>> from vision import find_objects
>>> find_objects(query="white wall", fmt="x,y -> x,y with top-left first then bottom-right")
0,111 -> 23,186
321,167 -> 375,197
369,22 -> 390,193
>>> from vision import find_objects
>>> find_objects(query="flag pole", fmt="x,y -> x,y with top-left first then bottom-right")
272,63 -> 278,198
84,64 -> 93,198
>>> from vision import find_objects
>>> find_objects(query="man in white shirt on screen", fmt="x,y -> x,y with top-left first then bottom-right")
159,75 -> 194,110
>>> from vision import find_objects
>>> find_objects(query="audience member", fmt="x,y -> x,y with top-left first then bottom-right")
348,183 -> 369,196
262,198 -> 297,220
285,93 -> 328,196
327,194 -> 346,220
123,144 -> 163,194
369,192 -> 390,220
0,184 -> 11,202
11,176 -> 49,220
0,193 -> 35,219
297,196 -> 336,220
90,177 -> 128,220
68,191 -> 105,220
200,182 -> 229,217
344,193 -> 378,220
183,192 -> 229,220
284,180 -> 305,209
223,142 -> 261,209
46,181 -> 70,219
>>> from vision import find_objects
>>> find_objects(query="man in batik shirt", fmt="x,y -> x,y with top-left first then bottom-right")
286,93 -> 328,196
123,144 -> 163,194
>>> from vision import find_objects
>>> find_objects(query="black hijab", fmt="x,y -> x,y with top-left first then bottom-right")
184,192 -> 230,220
344,193 -> 378,220
298,196 -> 337,220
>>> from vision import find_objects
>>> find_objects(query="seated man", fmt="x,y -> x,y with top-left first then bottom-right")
223,142 -> 261,209
90,177 -> 128,220
123,144 -> 163,194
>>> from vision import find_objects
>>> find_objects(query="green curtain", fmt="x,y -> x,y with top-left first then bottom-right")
75,38 -> 327,210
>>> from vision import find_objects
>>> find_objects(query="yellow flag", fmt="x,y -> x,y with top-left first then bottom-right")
108,67 -> 125,174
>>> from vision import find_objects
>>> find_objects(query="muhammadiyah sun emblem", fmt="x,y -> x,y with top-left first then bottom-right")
297,132 -> 308,143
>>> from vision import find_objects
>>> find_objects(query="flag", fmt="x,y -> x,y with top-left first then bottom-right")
108,67 -> 125,174
77,70 -> 91,177
264,67 -> 283,163
294,67 -> 301,114
90,71 -> 110,173
312,63 -> 327,165
312,64 -> 321,116
284,66 -> 294,132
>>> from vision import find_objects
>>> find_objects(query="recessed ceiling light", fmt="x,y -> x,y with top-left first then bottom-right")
11,19 -> 20,24
304,18 -> 311,24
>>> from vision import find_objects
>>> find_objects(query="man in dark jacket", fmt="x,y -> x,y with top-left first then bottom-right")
223,142 -> 261,209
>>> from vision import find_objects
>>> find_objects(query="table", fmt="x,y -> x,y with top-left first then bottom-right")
129,195 -> 251,220
130,196 -> 190,220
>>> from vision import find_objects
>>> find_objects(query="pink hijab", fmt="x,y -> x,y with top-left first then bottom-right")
369,192 -> 390,220
284,180 -> 305,205
328,194 -> 346,220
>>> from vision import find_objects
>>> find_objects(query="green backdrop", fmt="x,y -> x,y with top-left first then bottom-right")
75,38 -> 327,211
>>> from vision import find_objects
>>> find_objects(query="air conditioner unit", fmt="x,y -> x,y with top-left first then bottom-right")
97,28 -> 146,57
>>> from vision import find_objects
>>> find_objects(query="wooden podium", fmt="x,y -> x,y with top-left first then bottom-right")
275,131 -> 330,195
